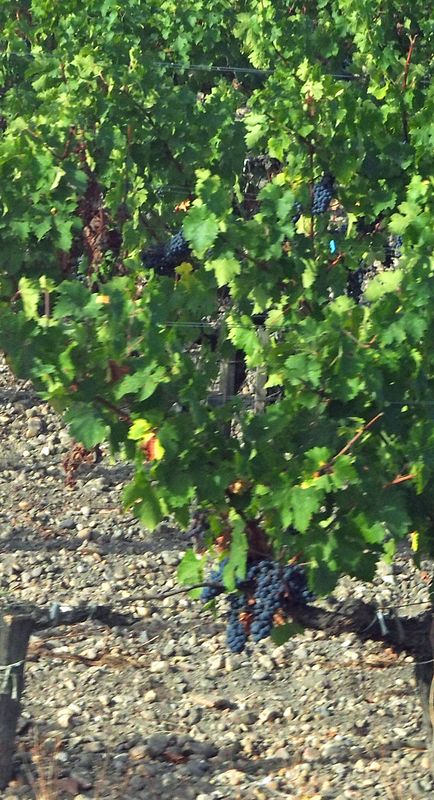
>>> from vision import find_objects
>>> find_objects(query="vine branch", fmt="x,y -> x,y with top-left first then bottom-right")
402,34 -> 418,90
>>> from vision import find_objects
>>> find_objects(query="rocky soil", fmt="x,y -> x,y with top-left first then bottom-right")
0,354 -> 433,800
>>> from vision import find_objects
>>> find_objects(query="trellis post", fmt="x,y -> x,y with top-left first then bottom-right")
0,612 -> 33,789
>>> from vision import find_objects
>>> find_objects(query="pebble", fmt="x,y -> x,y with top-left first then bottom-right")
252,669 -> 271,681
146,733 -> 174,757
26,418 -> 43,437
208,655 -> 225,672
272,746 -> 292,760
85,477 -> 107,491
83,741 -> 105,753
302,747 -> 321,763
258,707 -> 281,723
149,660 -> 169,673
129,744 -> 148,760
59,517 -> 76,530
188,741 -> 219,759
143,689 -> 158,703
322,743 -> 349,761
216,768 -> 245,786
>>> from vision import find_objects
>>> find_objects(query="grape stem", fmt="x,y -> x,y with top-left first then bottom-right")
94,395 -> 132,423
315,411 -> 384,476
401,33 -> 417,143
383,472 -> 416,489
333,411 -> 384,460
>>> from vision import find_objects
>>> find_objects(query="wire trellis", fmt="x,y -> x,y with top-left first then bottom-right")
3,48 -> 433,84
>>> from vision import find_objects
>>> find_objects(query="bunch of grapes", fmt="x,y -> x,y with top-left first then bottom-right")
312,174 -> 334,215
346,263 -> 367,303
142,229 -> 191,274
347,235 -> 403,303
201,557 -> 313,653
384,235 -> 403,268
249,560 -> 314,643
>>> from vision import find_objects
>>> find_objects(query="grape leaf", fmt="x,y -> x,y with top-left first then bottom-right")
206,255 -> 241,287
18,277 -> 40,320
177,549 -> 204,586
291,486 -> 322,533
364,269 -> 403,302
183,205 -> 219,256
64,403 -> 108,448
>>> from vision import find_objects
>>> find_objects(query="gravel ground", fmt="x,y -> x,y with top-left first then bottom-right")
0,354 -> 433,800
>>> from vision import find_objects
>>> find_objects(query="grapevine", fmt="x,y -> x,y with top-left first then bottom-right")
2,0 -> 434,663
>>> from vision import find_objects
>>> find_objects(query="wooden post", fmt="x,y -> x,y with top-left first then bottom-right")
0,612 -> 33,789
219,358 -> 236,406
254,328 -> 269,413
414,614 -> 434,777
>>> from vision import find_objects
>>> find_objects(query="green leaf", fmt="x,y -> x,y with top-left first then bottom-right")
309,562 -> 339,596
115,367 -> 167,401
58,344 -> 77,381
364,269 -> 403,302
122,472 -> 163,529
291,486 -> 322,533
64,403 -> 108,448
133,486 -> 164,531
244,112 -> 267,148
128,418 -> 153,440
54,218 -> 73,251
183,205 -> 219,256
33,218 -> 52,241
380,495 -> 411,539
331,456 -> 357,488
222,516 -> 248,590
284,355 -> 321,388
18,277 -> 40,320
206,255 -> 240,287
356,517 -> 386,545
177,549 -> 204,586
53,282 -> 92,319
